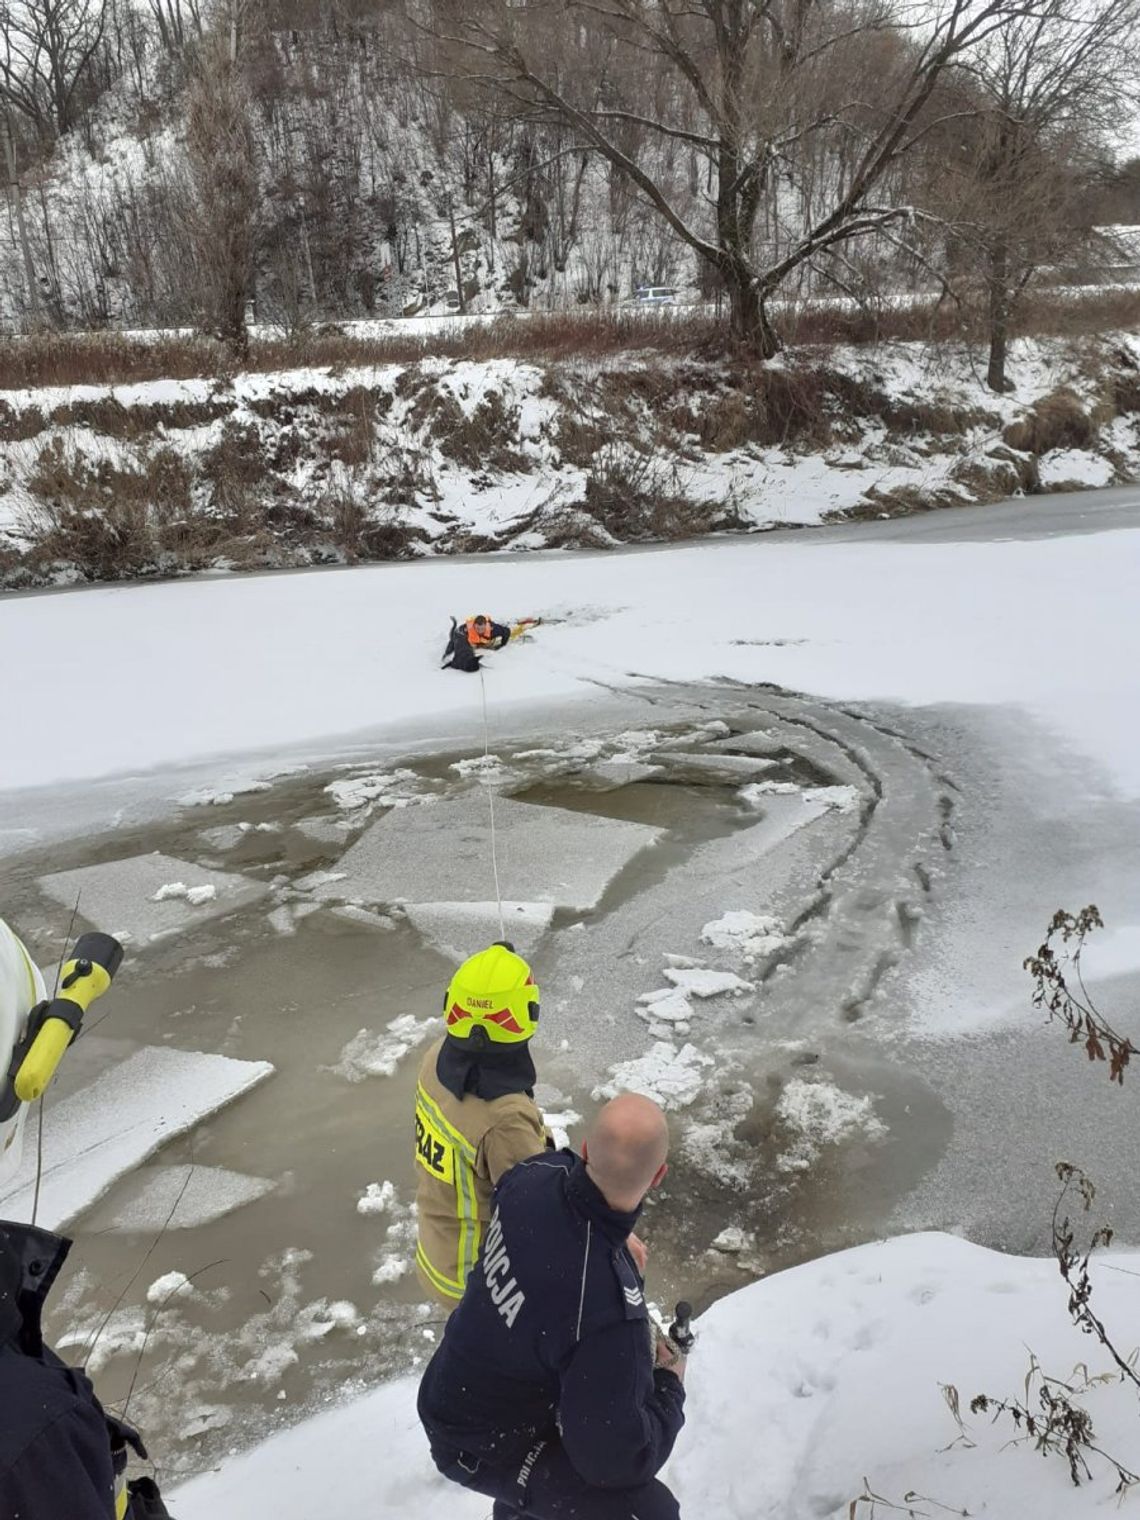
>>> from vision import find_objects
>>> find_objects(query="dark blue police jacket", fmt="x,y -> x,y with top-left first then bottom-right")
418,1150 -> 686,1490
1,1219 -> 142,1520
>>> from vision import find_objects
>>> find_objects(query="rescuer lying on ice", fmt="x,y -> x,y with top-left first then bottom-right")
441,615 -> 540,673
418,1093 -> 685,1520
0,915 -> 172,1519
414,942 -> 553,1307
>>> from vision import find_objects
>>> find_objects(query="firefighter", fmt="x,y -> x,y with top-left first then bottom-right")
414,942 -> 552,1307
417,1094 -> 685,1519
441,615 -> 539,673
0,915 -> 172,1520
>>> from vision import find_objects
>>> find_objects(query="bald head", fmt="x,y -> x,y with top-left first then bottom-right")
584,1094 -> 670,1211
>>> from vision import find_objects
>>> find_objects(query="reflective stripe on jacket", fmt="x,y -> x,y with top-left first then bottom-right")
414,1038 -> 548,1305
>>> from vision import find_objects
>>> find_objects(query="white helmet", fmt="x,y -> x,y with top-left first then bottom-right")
0,918 -> 47,1187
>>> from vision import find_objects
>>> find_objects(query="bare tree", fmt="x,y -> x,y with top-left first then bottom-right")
0,0 -> 108,137
180,3 -> 259,353
147,0 -> 203,54
1,106 -> 38,320
933,1 -> 1140,391
420,0 -> 1087,356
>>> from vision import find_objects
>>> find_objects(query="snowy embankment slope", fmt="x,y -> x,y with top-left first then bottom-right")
3,333 -> 1139,585
174,1233 -> 1140,1519
3,504 -> 1140,802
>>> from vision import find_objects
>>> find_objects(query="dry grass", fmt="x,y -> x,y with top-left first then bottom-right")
3,287 -> 1136,394
1003,387 -> 1098,454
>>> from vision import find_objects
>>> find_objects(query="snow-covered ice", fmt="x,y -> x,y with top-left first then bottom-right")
0,1047 -> 274,1229
37,853 -> 270,942
5,507 -> 1140,813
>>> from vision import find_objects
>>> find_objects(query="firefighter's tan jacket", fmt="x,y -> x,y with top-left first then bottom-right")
414,1038 -> 548,1306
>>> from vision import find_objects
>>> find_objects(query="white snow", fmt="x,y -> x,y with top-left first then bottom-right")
701,911 -> 791,961
325,768 -> 436,811
593,1041 -> 713,1110
152,881 -> 218,906
774,1077 -> 888,1174
5,522 -> 1140,809
173,1232 -> 1140,1520
327,1016 -> 438,1082
147,1270 -> 195,1305
356,1180 -> 398,1216
1038,448 -> 1116,488
662,967 -> 755,999
740,780 -> 861,812
0,1047 -> 274,1229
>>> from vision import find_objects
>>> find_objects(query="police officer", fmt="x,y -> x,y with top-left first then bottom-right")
414,942 -> 551,1307
417,1093 -> 685,1519
0,916 -> 171,1519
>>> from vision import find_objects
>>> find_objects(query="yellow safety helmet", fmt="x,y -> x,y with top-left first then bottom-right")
443,943 -> 540,1046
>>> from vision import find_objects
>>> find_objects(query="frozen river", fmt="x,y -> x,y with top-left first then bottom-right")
2,487 -> 1139,1480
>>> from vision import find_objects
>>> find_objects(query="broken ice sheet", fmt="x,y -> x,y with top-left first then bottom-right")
84,1164 -> 276,1234
37,852 -> 270,944
403,900 -> 554,960
314,792 -> 663,914
0,1047 -> 274,1231
325,768 -> 437,811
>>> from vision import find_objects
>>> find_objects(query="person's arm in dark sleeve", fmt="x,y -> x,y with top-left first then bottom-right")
557,1319 -> 686,1489
3,1393 -> 119,1520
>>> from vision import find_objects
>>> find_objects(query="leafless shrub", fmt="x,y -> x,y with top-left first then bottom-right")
23,439 -> 192,578
200,418 -> 264,519
967,1165 -> 1140,1497
373,444 -> 439,508
579,444 -> 740,542
0,401 -> 46,441
847,1479 -> 971,1517
426,389 -> 530,474
1025,906 -> 1137,1084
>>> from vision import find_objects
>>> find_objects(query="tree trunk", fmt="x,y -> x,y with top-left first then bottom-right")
447,194 -> 466,313
726,264 -> 781,358
986,239 -> 1010,393
2,112 -> 39,326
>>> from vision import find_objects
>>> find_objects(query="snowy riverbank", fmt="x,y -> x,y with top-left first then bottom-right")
173,1231 -> 1140,1519
2,332 -> 1140,587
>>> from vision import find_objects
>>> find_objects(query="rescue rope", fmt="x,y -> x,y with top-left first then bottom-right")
478,665 -> 507,942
